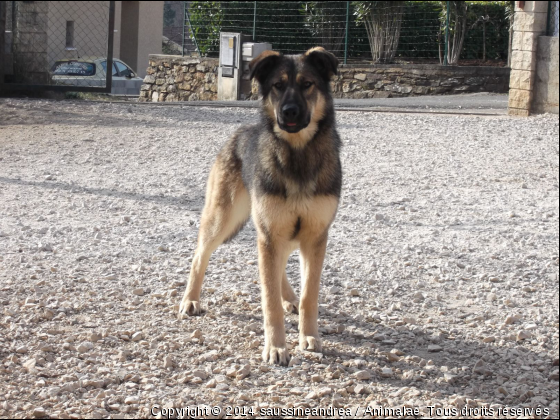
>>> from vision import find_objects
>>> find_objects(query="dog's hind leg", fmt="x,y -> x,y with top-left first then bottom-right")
179,156 -> 250,318
281,271 -> 299,314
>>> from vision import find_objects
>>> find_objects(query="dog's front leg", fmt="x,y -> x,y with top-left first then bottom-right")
298,231 -> 328,353
257,235 -> 291,366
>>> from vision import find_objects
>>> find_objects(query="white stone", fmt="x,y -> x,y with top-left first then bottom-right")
125,396 -> 139,405
163,355 -> 173,368
77,342 -> 94,353
355,370 -> 371,380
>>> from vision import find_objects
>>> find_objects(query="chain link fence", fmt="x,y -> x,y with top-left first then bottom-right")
2,1 -> 114,91
174,1 -> 511,66
163,1 -> 193,55
548,1 -> 559,36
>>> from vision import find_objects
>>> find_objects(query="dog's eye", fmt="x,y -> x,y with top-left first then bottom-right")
302,81 -> 313,89
273,82 -> 283,89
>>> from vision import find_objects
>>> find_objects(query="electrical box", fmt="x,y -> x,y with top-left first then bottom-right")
242,42 -> 272,62
218,33 -> 271,101
219,34 -> 237,72
240,42 -> 272,100
218,32 -> 250,100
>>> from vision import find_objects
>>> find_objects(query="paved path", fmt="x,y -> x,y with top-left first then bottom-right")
129,92 -> 509,116
333,92 -> 508,115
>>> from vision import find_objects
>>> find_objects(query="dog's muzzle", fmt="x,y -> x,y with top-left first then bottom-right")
278,104 -> 309,133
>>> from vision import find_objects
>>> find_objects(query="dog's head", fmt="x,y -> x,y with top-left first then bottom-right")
249,47 -> 338,148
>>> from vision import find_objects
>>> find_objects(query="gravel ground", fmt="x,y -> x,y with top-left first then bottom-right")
0,98 -> 558,419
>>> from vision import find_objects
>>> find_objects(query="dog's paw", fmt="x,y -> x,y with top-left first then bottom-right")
178,299 -> 201,319
299,335 -> 322,353
262,344 -> 291,366
282,299 -> 299,315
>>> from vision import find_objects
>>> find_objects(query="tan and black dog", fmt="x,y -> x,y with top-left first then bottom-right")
178,47 -> 342,366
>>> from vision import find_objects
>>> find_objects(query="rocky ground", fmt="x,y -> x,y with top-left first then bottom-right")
0,98 -> 558,419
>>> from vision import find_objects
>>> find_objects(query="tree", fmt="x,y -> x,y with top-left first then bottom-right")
189,1 -> 223,56
505,0 -> 515,67
303,2 -> 347,58
354,1 -> 405,64
471,11 -> 491,61
440,1 -> 469,65
188,2 -> 311,57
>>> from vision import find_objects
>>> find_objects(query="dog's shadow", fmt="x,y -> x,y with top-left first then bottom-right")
205,295 -> 556,410
182,220 -> 557,410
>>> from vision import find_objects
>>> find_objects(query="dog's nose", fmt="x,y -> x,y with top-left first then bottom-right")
282,104 -> 300,121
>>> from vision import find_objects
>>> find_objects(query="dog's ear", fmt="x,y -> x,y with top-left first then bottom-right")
249,50 -> 282,85
304,47 -> 339,81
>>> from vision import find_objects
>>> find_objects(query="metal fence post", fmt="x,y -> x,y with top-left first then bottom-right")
344,1 -> 349,65
185,6 -> 200,57
443,1 -> 450,66
546,0 -> 552,36
0,0 -> 6,89
106,1 -> 115,93
182,1 -> 185,56
253,1 -> 257,41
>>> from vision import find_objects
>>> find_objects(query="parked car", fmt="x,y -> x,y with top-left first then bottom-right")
50,57 -> 143,95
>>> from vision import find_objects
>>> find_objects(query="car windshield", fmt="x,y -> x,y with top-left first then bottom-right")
52,61 -> 95,76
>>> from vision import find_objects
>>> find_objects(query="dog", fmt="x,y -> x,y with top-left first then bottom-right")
178,47 -> 342,366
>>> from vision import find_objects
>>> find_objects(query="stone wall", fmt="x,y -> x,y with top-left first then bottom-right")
139,55 -> 218,102
329,64 -> 510,99
142,54 -> 510,102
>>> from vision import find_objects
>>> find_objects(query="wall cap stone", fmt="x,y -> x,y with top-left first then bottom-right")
340,64 -> 510,76
148,54 -> 219,65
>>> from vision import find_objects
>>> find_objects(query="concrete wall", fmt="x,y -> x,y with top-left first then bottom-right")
136,2 -> 164,78
8,1 -> 162,82
119,1 -> 140,72
47,1 -> 110,68
533,36 -> 559,114
118,1 -> 164,78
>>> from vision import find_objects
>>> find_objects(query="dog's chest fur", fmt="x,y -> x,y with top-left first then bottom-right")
272,143 -> 321,196
252,130 -> 341,200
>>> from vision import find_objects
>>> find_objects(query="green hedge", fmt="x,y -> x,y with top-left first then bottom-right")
462,2 -> 511,61
188,1 -> 510,62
